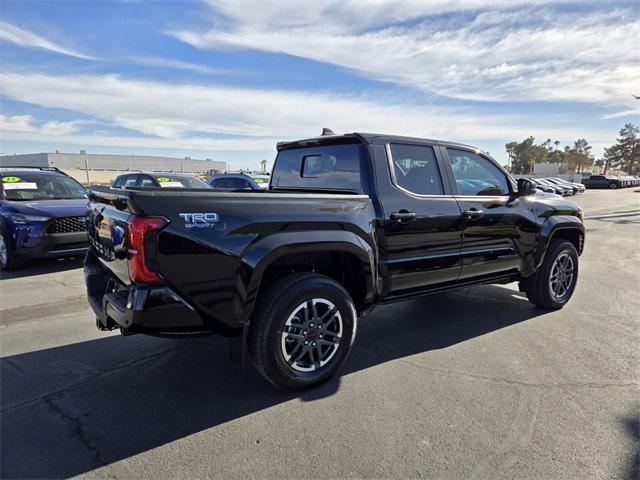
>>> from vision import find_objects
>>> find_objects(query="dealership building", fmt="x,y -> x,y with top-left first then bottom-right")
0,152 -> 226,184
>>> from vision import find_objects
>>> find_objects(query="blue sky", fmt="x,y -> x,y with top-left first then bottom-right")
1,0 -> 638,169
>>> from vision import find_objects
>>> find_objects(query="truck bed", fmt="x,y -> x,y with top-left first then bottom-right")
86,187 -> 377,332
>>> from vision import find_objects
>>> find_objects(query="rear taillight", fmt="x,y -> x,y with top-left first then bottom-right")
127,216 -> 167,283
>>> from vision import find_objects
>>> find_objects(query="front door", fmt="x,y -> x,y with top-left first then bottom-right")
378,142 -> 464,296
442,147 -> 526,279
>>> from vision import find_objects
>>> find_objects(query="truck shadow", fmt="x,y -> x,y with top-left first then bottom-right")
0,256 -> 84,280
1,284 -> 543,478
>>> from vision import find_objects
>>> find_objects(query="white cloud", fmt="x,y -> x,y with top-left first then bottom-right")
0,114 -> 34,133
0,21 -> 95,60
128,56 -> 249,76
171,1 -> 640,108
0,114 -> 86,136
0,72 -> 614,158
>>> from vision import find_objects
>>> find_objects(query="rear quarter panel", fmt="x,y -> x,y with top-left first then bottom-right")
130,191 -> 377,330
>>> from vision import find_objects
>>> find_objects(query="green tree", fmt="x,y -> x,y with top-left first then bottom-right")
600,124 -> 639,174
565,139 -> 593,173
505,137 -> 565,173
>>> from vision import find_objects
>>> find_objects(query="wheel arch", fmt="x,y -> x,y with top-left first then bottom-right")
237,230 -> 377,325
535,216 -> 585,269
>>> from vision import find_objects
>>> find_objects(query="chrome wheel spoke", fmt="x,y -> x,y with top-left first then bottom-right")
280,298 -> 343,373
549,252 -> 574,301
288,344 -> 310,365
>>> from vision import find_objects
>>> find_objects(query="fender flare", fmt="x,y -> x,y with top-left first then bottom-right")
534,215 -> 585,269
235,230 -> 376,324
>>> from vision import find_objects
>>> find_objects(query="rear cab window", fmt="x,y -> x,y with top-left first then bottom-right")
271,142 -> 362,193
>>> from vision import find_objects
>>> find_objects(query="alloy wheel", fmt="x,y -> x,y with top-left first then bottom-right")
0,235 -> 7,267
548,252 -> 575,302
280,298 -> 343,372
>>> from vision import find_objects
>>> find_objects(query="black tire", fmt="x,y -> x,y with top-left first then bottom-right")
609,182 -> 618,189
248,272 -> 357,390
0,229 -> 21,271
521,239 -> 579,309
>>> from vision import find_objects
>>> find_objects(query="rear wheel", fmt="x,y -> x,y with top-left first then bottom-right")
249,273 -> 357,390
609,182 -> 618,189
521,239 -> 579,309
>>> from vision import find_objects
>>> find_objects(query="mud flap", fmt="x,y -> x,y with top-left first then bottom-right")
229,321 -> 250,367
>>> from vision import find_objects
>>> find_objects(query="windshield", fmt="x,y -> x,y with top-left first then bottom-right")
1,174 -> 87,201
154,175 -> 209,188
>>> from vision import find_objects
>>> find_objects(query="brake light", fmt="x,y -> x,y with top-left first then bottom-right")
127,216 -> 167,283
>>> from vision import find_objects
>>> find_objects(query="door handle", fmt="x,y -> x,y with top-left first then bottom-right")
463,208 -> 483,219
390,210 -> 417,223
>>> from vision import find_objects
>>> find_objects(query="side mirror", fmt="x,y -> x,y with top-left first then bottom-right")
517,178 -> 536,195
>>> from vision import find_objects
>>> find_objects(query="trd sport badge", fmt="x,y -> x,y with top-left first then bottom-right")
179,212 -> 220,228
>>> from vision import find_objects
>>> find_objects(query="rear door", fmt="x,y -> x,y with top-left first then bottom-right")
374,140 -> 464,295
441,147 -> 527,280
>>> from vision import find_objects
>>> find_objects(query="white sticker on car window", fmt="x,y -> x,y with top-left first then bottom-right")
2,182 -> 38,190
158,181 -> 184,188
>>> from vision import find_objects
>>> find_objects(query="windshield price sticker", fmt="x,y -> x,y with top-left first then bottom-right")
156,177 -> 171,183
2,182 -> 38,190
2,176 -> 22,183
159,181 -> 184,188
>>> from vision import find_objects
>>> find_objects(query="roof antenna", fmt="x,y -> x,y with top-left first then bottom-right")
321,128 -> 336,136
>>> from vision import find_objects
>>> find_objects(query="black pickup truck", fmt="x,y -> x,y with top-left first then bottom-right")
85,132 -> 585,389
581,175 -> 622,189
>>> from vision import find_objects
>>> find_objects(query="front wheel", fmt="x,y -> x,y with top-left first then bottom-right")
249,273 -> 357,390
521,239 -> 579,309
0,230 -> 21,271
609,182 -> 618,189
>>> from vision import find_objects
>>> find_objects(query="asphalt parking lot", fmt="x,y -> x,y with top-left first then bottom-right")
1,189 -> 638,479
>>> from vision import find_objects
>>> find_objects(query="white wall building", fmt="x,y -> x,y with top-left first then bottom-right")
0,152 -> 226,184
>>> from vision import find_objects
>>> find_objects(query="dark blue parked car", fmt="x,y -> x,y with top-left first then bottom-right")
0,167 -> 89,270
208,174 -> 262,190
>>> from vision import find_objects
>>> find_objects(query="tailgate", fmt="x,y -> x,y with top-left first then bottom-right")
87,190 -> 134,285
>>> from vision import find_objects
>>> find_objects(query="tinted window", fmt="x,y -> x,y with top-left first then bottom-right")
211,178 -> 251,189
139,176 -> 156,187
272,144 -> 361,192
389,144 -> 444,195
447,149 -> 510,196
112,176 -> 125,187
154,175 -> 209,188
123,175 -> 139,187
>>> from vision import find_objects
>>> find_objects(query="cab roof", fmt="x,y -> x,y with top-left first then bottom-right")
276,132 -> 490,156
0,168 -> 66,177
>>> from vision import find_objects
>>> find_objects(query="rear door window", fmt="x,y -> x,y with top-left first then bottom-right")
122,175 -> 140,188
272,143 -> 361,192
139,176 -> 156,187
388,143 -> 444,195
212,178 -> 250,189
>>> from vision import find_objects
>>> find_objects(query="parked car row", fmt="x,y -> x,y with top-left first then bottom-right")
0,168 -> 272,270
581,175 -> 640,189
110,172 -> 270,191
525,177 -> 586,196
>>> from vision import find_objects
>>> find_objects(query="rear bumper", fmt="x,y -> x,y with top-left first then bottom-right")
84,252 -> 208,335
